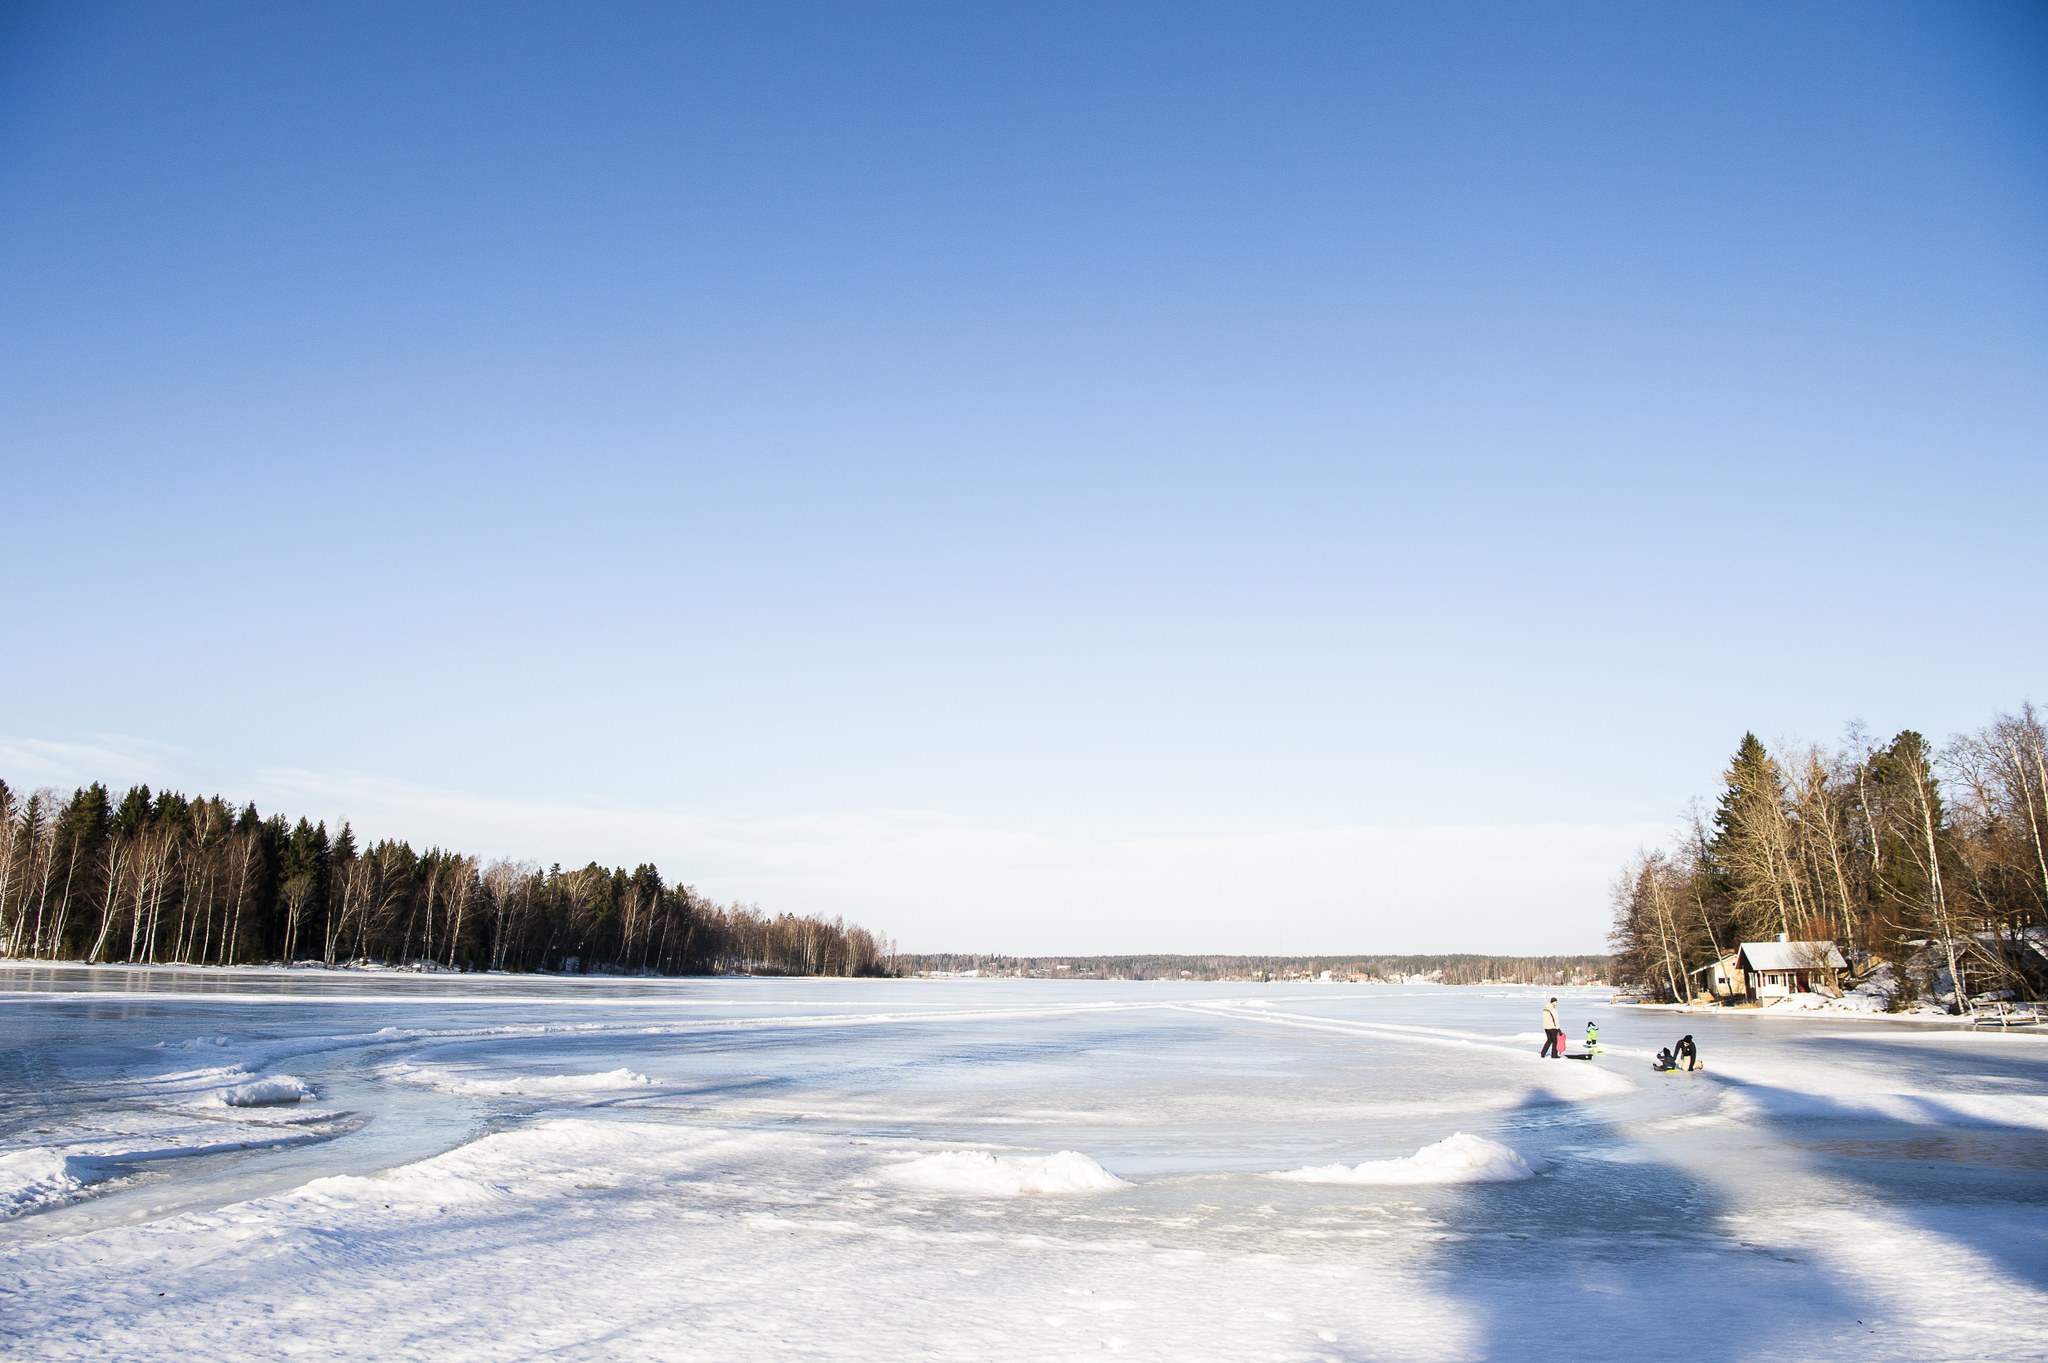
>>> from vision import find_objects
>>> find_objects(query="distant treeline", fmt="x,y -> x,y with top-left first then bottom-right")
0,777 -> 896,977
1609,703 -> 2048,1007
902,953 -> 1611,985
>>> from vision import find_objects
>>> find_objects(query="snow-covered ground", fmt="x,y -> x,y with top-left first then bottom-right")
3,965 -> 2046,1361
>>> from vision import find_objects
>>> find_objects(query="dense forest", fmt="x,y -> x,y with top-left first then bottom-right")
902,953 -> 1610,985
1609,703 -> 2048,1008
0,777 -> 897,977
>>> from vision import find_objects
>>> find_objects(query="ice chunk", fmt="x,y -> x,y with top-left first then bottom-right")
889,1148 -> 1128,1196
1274,1132 -> 1536,1185
220,1075 -> 315,1106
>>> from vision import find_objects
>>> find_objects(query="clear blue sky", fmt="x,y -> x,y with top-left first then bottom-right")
3,1 -> 2044,953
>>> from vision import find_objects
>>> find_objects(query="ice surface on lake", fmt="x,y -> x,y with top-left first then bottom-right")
4,965 -> 2048,1362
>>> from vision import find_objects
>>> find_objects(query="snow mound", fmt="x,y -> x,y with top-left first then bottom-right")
292,1120 -> 670,1210
0,1149 -> 104,1218
459,1067 -> 657,1096
384,1064 -> 658,1097
889,1149 -> 1128,1197
1273,1132 -> 1537,1185
296,1165 -> 511,1209
221,1076 -> 315,1106
477,1064 -> 647,1096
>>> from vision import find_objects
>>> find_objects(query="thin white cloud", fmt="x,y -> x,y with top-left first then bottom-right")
244,768 -> 1657,954
0,734 -> 189,795
246,767 -> 1060,875
2,741 -> 1660,955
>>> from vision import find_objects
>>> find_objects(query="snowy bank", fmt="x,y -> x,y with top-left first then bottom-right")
1620,995 -> 1952,1023
0,1149 -> 108,1219
1273,1133 -> 1536,1185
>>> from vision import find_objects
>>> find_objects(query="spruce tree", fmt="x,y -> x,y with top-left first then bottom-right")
1705,733 -> 1799,941
114,785 -> 151,837
47,785 -> 112,958
1865,730 -> 1967,1005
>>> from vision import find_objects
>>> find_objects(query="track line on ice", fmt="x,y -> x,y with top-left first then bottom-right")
1167,1000 -> 1562,1060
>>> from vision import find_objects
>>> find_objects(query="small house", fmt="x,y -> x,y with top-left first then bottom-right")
1691,951 -> 1745,1001
1735,937 -> 1847,1000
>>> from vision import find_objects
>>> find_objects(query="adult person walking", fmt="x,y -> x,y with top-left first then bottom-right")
1539,997 -> 1562,1058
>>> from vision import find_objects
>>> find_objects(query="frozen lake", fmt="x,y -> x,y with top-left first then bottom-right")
4,966 -> 2047,1361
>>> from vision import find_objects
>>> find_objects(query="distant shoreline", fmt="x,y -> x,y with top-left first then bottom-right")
898,951 -> 1610,985
0,957 -> 1613,988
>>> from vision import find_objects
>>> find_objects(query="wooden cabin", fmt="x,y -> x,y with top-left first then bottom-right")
1691,952 -> 1745,1001
1734,938 -> 1847,1000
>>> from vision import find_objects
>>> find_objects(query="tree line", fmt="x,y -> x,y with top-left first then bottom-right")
0,776 -> 898,977
1609,703 -> 2048,1008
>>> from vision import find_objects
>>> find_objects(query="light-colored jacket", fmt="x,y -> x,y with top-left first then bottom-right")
1542,1002 -> 1559,1030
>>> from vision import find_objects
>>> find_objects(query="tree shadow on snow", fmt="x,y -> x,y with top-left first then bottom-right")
1397,1083 -> 1873,1363
1694,1032 -> 2048,1291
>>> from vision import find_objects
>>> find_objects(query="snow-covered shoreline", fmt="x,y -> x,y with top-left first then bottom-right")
1618,992 -> 2046,1030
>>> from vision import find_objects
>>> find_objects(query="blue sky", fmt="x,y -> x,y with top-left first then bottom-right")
3,2 -> 2044,953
